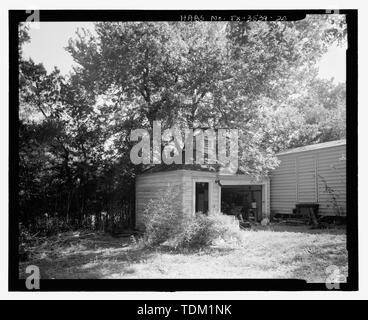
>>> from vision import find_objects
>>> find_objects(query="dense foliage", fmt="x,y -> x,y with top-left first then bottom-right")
140,188 -> 242,249
141,188 -> 183,246
18,17 -> 346,228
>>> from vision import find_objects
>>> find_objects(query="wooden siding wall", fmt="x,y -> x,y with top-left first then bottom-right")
135,171 -> 184,230
136,170 -> 272,229
270,144 -> 346,216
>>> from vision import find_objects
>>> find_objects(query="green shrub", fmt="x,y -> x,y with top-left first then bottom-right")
142,187 -> 183,247
173,212 -> 242,249
141,187 -> 243,249
208,212 -> 243,242
172,213 -> 213,248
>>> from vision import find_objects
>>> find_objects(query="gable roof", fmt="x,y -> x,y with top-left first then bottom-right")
141,163 -> 250,175
277,139 -> 346,156
141,163 -> 219,174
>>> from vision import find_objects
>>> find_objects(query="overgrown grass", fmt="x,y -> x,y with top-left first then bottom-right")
19,225 -> 347,282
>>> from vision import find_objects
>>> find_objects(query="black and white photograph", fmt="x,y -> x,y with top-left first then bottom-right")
4,3 -> 362,300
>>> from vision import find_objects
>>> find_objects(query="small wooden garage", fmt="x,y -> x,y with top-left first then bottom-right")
135,140 -> 346,229
135,165 -> 270,230
270,139 -> 346,217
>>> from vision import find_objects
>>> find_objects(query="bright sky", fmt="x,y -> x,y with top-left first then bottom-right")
22,22 -> 96,75
22,22 -> 346,83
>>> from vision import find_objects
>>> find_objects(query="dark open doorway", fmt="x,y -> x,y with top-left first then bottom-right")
221,185 -> 262,222
195,182 -> 209,214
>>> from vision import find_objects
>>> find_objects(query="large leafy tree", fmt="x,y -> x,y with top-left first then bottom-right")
66,17 -> 346,175
19,25 -> 127,223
